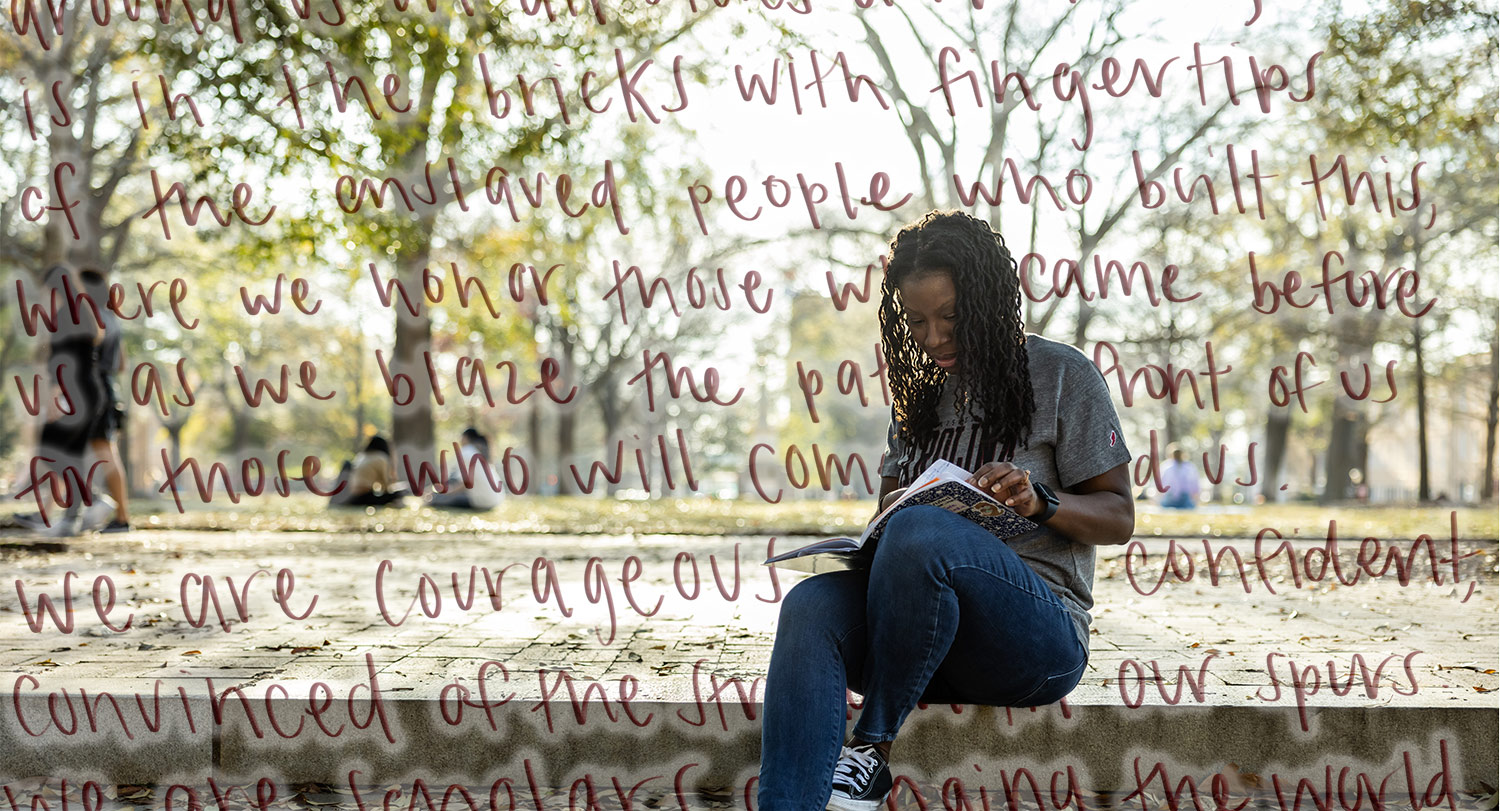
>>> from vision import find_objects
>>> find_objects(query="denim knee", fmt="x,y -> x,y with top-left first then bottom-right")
875,506 -> 959,568
776,572 -> 863,637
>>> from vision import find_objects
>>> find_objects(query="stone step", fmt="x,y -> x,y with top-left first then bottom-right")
3,677 -> 1494,796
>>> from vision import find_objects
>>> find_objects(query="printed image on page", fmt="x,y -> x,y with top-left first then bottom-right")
765,460 -> 1039,572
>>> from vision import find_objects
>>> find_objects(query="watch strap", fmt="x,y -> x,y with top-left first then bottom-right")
1033,482 -> 1060,523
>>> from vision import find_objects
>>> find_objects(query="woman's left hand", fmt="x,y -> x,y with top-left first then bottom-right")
969,462 -> 1040,518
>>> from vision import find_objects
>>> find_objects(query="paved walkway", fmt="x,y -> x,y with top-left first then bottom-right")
0,524 -> 1495,799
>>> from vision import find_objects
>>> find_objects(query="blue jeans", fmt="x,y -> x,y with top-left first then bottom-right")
757,506 -> 1089,811
1161,490 -> 1196,510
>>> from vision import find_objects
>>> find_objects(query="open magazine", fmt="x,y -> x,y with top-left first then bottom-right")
764,460 -> 1040,573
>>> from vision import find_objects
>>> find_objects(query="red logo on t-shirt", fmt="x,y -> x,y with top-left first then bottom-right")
1109,430 -> 1118,447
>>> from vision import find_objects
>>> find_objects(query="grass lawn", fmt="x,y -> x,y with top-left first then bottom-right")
6,494 -> 1493,540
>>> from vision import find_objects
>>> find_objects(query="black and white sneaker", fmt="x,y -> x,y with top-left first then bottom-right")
827,741 -> 892,811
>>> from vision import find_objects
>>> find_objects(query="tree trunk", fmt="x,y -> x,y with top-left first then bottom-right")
230,411 -> 253,461
1262,407 -> 1291,502
390,227 -> 437,475
1484,333 -> 1498,501
351,327 -> 366,450
1324,405 -> 1369,503
164,422 -> 185,470
42,44 -> 83,267
555,324 -> 577,495
1322,228 -> 1376,504
1413,321 -> 1430,501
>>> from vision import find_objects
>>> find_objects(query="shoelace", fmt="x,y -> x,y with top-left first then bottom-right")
832,744 -> 882,788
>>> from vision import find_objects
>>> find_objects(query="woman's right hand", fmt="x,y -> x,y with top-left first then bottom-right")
879,487 -> 908,513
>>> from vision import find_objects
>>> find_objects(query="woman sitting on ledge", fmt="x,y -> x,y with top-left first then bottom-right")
757,210 -> 1135,811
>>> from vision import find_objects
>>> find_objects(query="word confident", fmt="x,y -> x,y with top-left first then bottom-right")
1123,513 -> 1481,601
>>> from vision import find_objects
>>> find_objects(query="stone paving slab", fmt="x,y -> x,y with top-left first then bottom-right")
0,527 -> 1495,790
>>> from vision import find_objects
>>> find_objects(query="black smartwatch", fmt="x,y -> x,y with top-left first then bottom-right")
1031,482 -> 1061,523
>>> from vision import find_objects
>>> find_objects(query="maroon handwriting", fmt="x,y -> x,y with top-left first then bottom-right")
685,162 -> 910,234
625,351 -> 744,411
569,430 -> 698,495
1122,513 -> 1481,602
732,50 -> 888,113
0,744 -> 1465,811
328,159 -> 629,235
1094,341 -> 1231,412
603,262 -> 773,323
475,50 -> 690,125
794,343 -> 891,422
13,272 -> 196,336
747,443 -> 876,503
1133,144 -> 1273,219
372,540 -> 783,643
1131,429 -> 1260,493
367,260 -> 558,313
1248,250 -> 1435,317
8,653 -> 395,743
933,45 -> 1320,151
1257,651 -> 1422,733
1021,252 -> 1199,305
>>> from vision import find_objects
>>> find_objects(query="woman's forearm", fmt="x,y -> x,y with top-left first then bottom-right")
874,476 -> 904,521
973,462 -> 1135,546
1041,483 -> 1135,546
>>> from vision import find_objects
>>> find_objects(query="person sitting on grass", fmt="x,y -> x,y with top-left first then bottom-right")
1160,444 -> 1201,510
330,435 -> 406,507
429,427 -> 503,511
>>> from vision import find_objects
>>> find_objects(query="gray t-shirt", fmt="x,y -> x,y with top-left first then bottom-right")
879,334 -> 1132,648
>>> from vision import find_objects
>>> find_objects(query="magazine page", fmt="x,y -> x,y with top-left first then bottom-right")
764,550 -> 867,574
763,461 -> 1039,570
859,460 -> 1037,544
765,536 -> 859,563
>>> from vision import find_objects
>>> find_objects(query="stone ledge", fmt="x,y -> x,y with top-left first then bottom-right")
3,689 -> 1494,794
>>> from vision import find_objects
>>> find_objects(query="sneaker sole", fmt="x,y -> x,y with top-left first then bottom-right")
826,794 -> 887,811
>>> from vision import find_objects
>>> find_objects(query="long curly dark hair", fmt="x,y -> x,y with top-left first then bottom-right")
879,210 -> 1034,475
